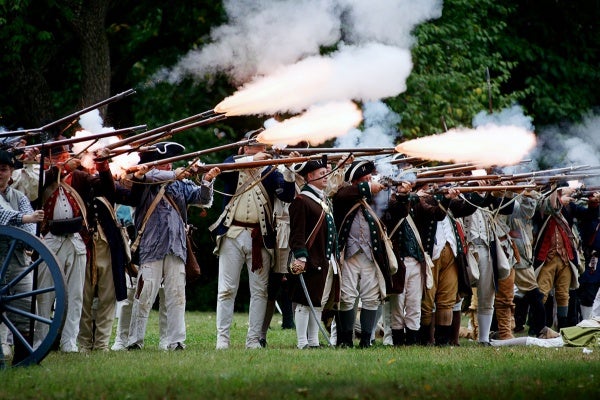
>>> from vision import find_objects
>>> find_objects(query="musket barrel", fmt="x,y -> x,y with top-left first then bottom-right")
416,165 -> 478,178
277,147 -> 398,155
125,153 -> 343,174
415,174 -> 501,185
105,111 -> 224,151
21,125 -> 147,150
0,89 -> 136,138
431,184 -> 536,193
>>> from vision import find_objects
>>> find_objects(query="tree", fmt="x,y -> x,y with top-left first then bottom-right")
388,0 -> 524,139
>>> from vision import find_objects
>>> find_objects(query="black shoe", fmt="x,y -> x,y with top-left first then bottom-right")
478,341 -> 491,347
127,343 -> 142,351
259,338 -> 267,348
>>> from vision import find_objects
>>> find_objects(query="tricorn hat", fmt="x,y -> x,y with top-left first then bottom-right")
138,141 -> 185,164
345,160 -> 375,182
243,128 -> 265,146
292,160 -> 326,177
0,150 -> 23,169
41,136 -> 70,158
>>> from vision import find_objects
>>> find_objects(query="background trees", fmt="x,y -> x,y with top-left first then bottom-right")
1,0 -> 599,309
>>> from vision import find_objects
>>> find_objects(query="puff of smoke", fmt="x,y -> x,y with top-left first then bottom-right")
155,0 -> 443,86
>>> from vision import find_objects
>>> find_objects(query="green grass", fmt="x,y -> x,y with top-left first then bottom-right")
2,311 -> 599,399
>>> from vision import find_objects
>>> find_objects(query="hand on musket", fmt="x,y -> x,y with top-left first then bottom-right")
19,147 -> 40,162
252,151 -> 273,161
200,167 -> 220,182
174,166 -> 192,180
558,186 -> 577,206
369,180 -> 386,195
395,180 -> 413,195
59,157 -> 81,173
133,164 -> 150,180
336,153 -> 354,169
444,187 -> 460,199
491,179 -> 517,197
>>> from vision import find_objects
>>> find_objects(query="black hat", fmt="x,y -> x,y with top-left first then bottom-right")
292,160 -> 326,177
392,153 -> 412,167
0,150 -> 23,169
139,142 -> 185,164
345,160 -> 375,182
41,135 -> 70,158
243,128 -> 265,146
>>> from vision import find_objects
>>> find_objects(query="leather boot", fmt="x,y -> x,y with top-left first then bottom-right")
450,310 -> 462,346
417,324 -> 433,346
392,329 -> 405,346
358,309 -> 378,348
12,332 -> 32,366
526,288 -> 546,336
261,300 -> 276,345
405,329 -> 419,345
513,295 -> 528,333
495,307 -> 514,340
557,306 -> 570,330
434,325 -> 451,346
336,310 -> 356,348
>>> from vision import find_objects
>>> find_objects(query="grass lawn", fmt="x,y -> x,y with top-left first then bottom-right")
1,311 -> 599,399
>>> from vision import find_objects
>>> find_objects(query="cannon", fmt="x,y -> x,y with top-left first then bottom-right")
0,226 -> 66,368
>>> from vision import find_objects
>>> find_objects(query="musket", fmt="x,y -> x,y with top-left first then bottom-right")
381,174 -> 501,187
101,112 -> 226,159
125,154 -> 344,174
413,162 -> 475,171
579,185 -> 600,191
20,125 -> 147,151
415,174 -> 502,185
0,89 -> 136,138
105,110 -> 221,149
416,165 -> 478,178
532,173 -> 600,183
274,147 -> 398,155
573,190 -> 600,199
124,138 -> 257,172
389,156 -> 424,165
429,184 -> 536,194
507,165 -> 590,180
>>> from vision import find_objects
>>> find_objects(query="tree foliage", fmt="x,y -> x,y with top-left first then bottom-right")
388,0 -> 524,139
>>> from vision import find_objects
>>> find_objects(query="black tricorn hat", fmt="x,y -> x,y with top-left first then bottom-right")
345,160 -> 375,182
138,142 -> 185,164
0,150 -> 23,169
243,128 -> 265,146
41,135 -> 70,158
292,160 -> 326,177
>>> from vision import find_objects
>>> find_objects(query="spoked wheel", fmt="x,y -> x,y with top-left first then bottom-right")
0,225 -> 66,367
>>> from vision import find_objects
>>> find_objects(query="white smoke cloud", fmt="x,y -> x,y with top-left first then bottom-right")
335,101 -> 401,180
157,0 -> 442,87
534,113 -> 600,185
340,0 -> 443,48
214,43 -> 412,115
335,100 -> 400,149
74,110 -> 139,175
472,104 -> 534,131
